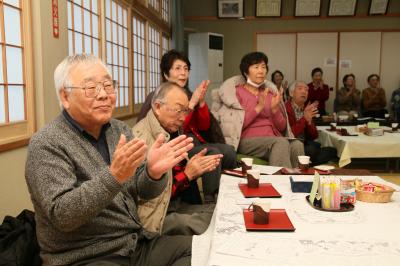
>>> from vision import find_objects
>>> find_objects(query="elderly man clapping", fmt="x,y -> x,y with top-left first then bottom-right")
25,54 -> 194,266
285,81 -> 337,166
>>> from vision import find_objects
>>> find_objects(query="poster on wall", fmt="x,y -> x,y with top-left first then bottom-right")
218,0 -> 244,18
369,0 -> 390,15
340,59 -> 352,69
52,0 -> 59,38
256,0 -> 282,17
324,57 -> 337,67
295,0 -> 321,17
328,0 -> 357,16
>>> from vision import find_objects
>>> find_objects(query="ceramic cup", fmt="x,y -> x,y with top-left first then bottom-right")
392,123 -> 399,132
246,169 -> 260,188
330,122 -> 337,131
241,158 -> 253,175
298,155 -> 311,170
249,201 -> 270,224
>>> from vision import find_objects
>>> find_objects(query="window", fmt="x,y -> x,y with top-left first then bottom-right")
67,0 -> 100,56
162,33 -> 170,56
132,10 -> 170,113
66,0 -> 171,117
0,0 -> 34,150
161,0 -> 170,23
132,16 -> 146,105
148,0 -> 160,12
148,24 -> 160,93
105,0 -> 129,108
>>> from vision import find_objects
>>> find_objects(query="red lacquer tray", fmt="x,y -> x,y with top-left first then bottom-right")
238,183 -> 281,198
243,209 -> 296,231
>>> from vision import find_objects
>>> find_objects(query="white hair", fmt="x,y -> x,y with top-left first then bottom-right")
288,80 -> 308,97
53,54 -> 110,105
151,81 -> 188,107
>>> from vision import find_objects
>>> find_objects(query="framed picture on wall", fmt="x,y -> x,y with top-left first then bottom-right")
369,0 -> 390,15
295,0 -> 321,17
256,0 -> 282,17
218,0 -> 244,18
328,0 -> 357,16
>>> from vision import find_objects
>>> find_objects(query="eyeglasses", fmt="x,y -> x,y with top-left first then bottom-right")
65,79 -> 118,98
162,104 -> 190,116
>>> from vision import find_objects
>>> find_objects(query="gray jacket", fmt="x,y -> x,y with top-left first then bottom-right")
25,114 -> 167,266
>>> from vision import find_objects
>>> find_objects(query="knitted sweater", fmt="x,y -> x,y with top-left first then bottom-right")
25,114 -> 167,266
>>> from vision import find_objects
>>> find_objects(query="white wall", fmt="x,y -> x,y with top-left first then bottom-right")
256,31 -> 400,114
0,0 -> 69,220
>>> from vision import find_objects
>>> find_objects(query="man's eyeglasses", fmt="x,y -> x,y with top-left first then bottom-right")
65,79 -> 118,98
159,102 -> 190,116
165,106 -> 190,116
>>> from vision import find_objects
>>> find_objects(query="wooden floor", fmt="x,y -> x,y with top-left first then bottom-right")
377,173 -> 400,185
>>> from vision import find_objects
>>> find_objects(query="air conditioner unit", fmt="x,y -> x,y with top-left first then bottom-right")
188,32 -> 224,106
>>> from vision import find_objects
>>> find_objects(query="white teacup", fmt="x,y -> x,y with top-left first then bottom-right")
330,122 -> 337,127
241,158 -> 253,167
315,114 -> 320,118
298,155 -> 310,165
385,114 -> 390,118
246,169 -> 260,180
353,113 -> 359,118
338,115 -> 349,121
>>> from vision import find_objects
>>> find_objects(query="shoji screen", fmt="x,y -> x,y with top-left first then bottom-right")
338,32 -> 381,92
380,32 -> 400,106
256,31 -> 400,113
297,32 -> 338,112
256,33 -> 296,85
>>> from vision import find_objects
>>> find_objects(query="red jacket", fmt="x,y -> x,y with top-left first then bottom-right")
182,104 -> 211,143
307,82 -> 329,113
171,163 -> 190,199
171,104 -> 211,198
285,101 -> 318,140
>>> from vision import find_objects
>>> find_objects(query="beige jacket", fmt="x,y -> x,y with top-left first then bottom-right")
211,75 -> 246,150
211,75 -> 293,150
132,110 -> 173,233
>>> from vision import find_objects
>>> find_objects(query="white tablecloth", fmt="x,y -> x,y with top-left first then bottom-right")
192,174 -> 400,266
317,126 -> 400,167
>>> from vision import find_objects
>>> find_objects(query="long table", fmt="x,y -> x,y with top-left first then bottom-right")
317,126 -> 400,167
192,174 -> 400,266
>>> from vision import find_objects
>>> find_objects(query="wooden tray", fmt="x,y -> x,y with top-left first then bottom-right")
305,195 -> 354,212
239,183 -> 281,198
243,209 -> 295,231
222,169 -> 245,177
280,167 -> 331,175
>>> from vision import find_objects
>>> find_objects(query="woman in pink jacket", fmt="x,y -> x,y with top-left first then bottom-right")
213,52 -> 304,168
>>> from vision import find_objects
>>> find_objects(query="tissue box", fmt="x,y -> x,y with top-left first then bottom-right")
290,176 -> 313,193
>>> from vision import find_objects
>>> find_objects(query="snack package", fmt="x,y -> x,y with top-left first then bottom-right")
340,179 -> 356,204
320,177 -> 341,210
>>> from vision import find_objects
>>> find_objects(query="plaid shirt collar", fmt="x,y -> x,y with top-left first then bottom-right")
291,101 -> 304,121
